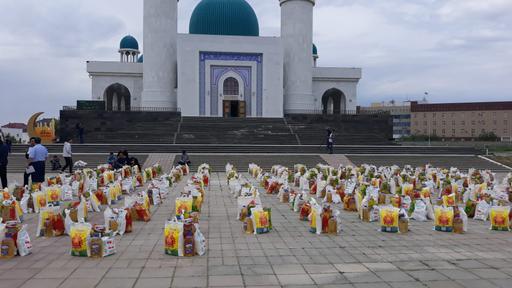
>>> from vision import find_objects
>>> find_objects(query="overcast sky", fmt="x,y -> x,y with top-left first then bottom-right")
1,0 -> 511,124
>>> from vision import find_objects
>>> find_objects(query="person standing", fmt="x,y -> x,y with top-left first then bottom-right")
76,123 -> 85,144
0,139 -> 8,189
327,129 -> 334,154
61,138 -> 73,174
28,137 -> 48,184
5,139 -> 12,153
23,138 -> 35,186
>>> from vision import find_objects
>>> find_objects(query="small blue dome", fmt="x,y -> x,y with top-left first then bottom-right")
120,35 -> 139,50
189,0 -> 259,37
313,44 -> 318,56
137,55 -> 143,63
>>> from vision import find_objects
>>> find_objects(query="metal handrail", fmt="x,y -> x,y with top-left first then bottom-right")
62,106 -> 181,112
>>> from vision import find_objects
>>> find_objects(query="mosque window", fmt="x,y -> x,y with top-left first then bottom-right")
223,77 -> 240,96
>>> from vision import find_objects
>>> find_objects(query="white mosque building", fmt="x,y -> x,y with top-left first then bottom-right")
86,0 -> 361,117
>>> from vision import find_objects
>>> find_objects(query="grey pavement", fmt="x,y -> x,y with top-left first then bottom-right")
1,154 -> 511,288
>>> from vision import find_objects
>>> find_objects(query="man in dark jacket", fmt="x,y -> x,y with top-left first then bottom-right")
0,139 -> 8,188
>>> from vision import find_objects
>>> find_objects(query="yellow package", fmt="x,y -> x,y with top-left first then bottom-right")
402,183 -> 414,197
434,206 -> 453,232
70,223 -> 92,257
421,187 -> 431,199
175,197 -> 193,218
104,171 -> 115,184
251,208 -> 270,234
442,193 -> 456,207
164,221 -> 183,256
379,206 -> 399,233
45,187 -> 62,205
32,191 -> 47,213
490,206 -> 510,231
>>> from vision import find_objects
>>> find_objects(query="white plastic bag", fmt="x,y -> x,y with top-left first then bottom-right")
17,225 -> 32,256
411,200 -> 428,222
194,224 -> 207,256
474,200 -> 491,221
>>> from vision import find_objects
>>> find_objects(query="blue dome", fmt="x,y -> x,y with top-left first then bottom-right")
313,44 -> 318,56
137,54 -> 143,63
120,35 -> 139,50
189,0 -> 259,37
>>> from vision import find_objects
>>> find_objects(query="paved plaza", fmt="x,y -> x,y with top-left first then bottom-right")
1,154 -> 512,288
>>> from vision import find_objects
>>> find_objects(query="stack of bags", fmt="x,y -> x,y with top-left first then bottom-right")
163,164 -> 209,257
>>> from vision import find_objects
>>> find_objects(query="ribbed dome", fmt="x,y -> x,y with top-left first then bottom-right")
120,35 -> 139,50
189,0 -> 259,37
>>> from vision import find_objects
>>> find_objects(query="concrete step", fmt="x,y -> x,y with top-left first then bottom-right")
10,144 -> 484,155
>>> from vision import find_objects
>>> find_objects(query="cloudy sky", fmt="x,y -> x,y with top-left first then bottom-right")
1,0 -> 511,124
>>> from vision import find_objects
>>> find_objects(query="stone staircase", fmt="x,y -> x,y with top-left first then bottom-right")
286,114 -> 392,145
9,144 -> 484,155
175,117 -> 297,144
59,110 -> 181,144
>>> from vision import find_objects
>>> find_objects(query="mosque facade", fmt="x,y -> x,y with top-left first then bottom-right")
86,0 -> 361,117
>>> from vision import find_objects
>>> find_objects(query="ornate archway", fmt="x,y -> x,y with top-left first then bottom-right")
321,88 -> 346,115
223,77 -> 240,96
104,83 -> 131,111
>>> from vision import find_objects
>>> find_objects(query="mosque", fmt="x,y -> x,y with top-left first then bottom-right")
86,0 -> 362,117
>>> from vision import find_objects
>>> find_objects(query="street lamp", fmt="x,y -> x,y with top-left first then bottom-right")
425,92 -> 431,146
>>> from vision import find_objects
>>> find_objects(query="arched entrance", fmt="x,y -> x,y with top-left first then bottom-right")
104,83 -> 131,111
219,75 -> 246,118
321,88 -> 346,115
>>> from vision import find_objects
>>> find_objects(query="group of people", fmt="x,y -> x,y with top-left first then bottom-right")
108,150 -> 141,171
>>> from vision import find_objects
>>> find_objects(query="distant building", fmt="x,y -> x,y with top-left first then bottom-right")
1,123 -> 29,143
359,100 -> 419,139
410,101 -> 512,140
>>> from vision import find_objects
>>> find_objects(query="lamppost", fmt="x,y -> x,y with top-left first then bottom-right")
425,92 -> 431,146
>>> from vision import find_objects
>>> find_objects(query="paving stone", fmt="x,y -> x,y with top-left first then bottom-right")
456,279 -> 500,288
240,265 -> 275,275
19,278 -> 64,288
406,270 -> 449,282
33,268 -> 75,279
437,269 -> 479,280
334,264 -> 370,273
468,268 -> 510,279
139,267 -> 174,278
375,270 -> 415,282
363,262 -> 398,271
208,275 -> 244,287
134,278 -> 173,288
272,264 -> 306,275
208,265 -> 241,276
96,278 -> 137,288
423,280 -> 464,288
0,269 -> 40,280
58,278 -> 101,288
343,272 -> 381,283
354,284 -> 393,288
303,264 -> 338,274
171,277 -> 207,288
309,272 -> 349,285
243,274 -> 280,286
0,279 -> 25,288
276,274 -> 315,285
104,267 -> 142,278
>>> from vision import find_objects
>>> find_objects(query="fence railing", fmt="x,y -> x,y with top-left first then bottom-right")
284,109 -> 389,115
62,106 -> 181,112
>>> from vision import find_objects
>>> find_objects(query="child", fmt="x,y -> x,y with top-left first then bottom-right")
50,155 -> 62,171
107,152 -> 116,166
